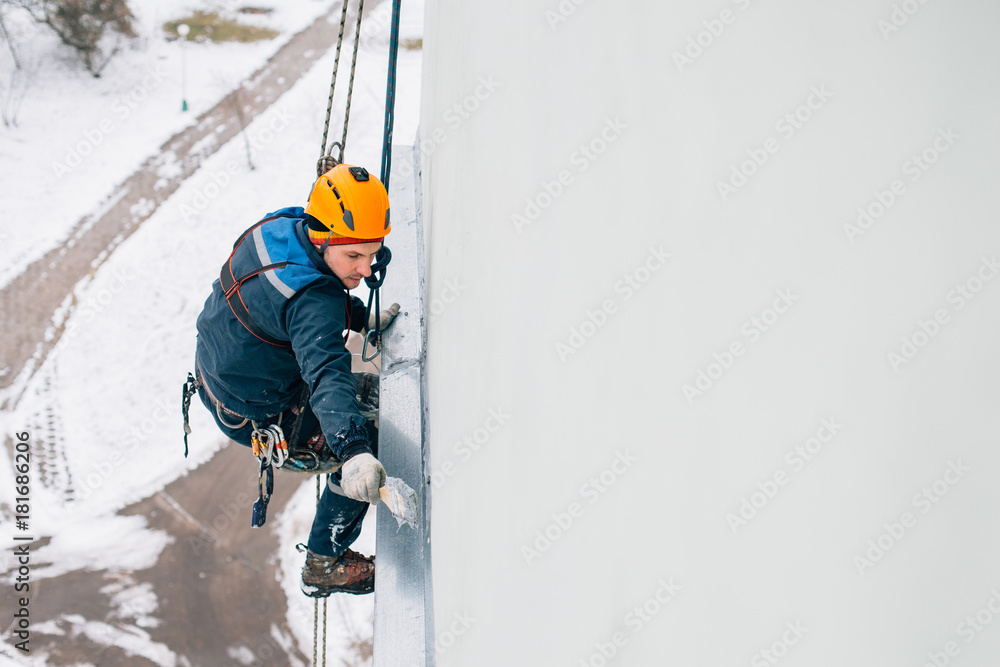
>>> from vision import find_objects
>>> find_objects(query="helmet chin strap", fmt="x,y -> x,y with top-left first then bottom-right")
318,228 -> 335,256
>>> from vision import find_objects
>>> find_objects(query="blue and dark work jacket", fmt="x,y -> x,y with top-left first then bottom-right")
195,206 -> 372,462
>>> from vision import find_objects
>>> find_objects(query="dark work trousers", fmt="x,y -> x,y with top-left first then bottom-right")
196,382 -> 377,559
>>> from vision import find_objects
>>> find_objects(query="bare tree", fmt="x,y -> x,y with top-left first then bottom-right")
0,60 -> 35,127
214,72 -> 256,170
0,2 -> 37,126
18,0 -> 136,77
0,4 -> 22,68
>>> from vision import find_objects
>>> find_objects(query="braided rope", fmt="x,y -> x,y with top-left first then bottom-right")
313,475 -> 322,666
320,0 -> 351,161
339,0 -> 366,157
312,597 -> 319,667
321,597 -> 329,666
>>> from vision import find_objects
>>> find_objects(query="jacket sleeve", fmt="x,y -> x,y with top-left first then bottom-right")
284,282 -> 372,462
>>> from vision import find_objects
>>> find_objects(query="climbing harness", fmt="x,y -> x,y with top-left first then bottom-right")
219,214 -> 295,350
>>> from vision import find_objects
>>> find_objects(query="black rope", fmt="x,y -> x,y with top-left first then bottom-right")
362,246 -> 392,362
379,0 -> 403,188
362,3 -> 401,361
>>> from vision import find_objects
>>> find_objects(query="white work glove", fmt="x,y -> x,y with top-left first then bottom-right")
340,453 -> 386,504
367,302 -> 400,331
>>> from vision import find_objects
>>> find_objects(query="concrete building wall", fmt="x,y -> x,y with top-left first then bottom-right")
417,1 -> 1000,664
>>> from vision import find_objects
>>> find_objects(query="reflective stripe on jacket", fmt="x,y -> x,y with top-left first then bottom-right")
195,207 -> 372,461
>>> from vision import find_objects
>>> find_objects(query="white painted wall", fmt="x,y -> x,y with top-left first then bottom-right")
419,1 -> 1000,664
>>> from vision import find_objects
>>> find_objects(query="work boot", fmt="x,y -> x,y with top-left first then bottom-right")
300,548 -> 375,597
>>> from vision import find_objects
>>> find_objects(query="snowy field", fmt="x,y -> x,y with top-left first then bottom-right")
7,0 -> 999,665
0,0 -> 368,289
0,0 -> 422,663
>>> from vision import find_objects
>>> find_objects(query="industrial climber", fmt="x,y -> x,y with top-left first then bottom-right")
187,163 -> 400,596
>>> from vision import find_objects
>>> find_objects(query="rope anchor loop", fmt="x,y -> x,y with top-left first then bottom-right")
316,145 -> 342,177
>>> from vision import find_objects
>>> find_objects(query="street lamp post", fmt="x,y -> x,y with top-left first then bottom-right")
177,23 -> 190,112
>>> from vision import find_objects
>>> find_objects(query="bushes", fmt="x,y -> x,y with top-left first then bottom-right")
16,0 -> 136,77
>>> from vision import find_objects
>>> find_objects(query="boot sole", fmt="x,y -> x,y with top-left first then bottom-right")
301,581 -> 374,597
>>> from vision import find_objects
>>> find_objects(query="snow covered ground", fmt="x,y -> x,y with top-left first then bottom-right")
0,0 -> 340,289
0,0 -> 423,663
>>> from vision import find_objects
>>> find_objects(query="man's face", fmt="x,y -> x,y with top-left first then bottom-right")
323,241 -> 383,290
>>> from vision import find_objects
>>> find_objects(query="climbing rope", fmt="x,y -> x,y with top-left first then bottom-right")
313,475 -> 329,667
313,7 -> 366,662
360,0 -> 402,362
309,0 -> 403,660
339,0 -> 366,163
318,0 -> 367,176
379,0 -> 403,189
318,0 -> 349,167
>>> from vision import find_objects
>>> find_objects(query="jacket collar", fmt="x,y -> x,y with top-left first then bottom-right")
294,218 -> 350,291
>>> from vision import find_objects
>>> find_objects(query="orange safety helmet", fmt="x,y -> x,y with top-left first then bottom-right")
305,164 -> 391,246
